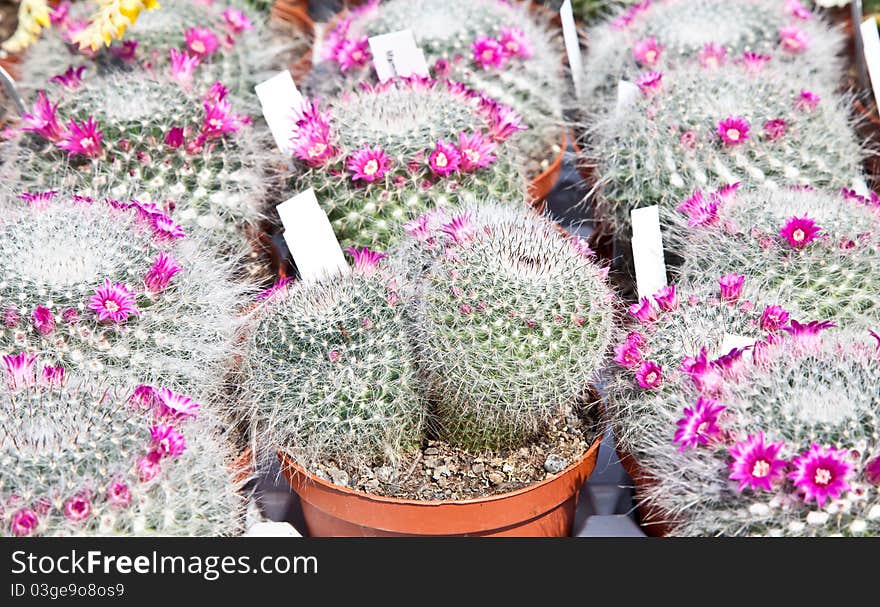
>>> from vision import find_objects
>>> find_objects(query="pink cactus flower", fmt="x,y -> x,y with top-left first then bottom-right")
50,65 -> 86,89
185,26 -> 219,58
152,213 -> 187,240
137,450 -> 163,482
673,397 -> 725,450
441,214 -> 476,244
64,495 -> 91,522
779,215 -> 821,249
10,508 -> 39,537
144,252 -> 181,293
337,37 -> 371,72
457,131 -> 497,172
3,353 -> 37,389
760,305 -> 790,332
718,273 -> 745,302
789,444 -> 852,506
784,319 -> 835,350
632,36 -> 662,66
717,116 -> 750,147
346,246 -> 386,274
486,104 -> 526,141
779,26 -> 810,53
223,8 -> 252,35
164,126 -> 185,148
653,285 -> 678,311
628,297 -> 658,323
763,118 -> 787,141
346,145 -> 392,182
57,116 -> 103,158
106,482 -> 132,508
741,51 -> 771,73
428,139 -> 461,176
111,40 -> 139,62
472,36 -> 507,69
21,91 -> 66,142
728,433 -> 788,492
154,387 -> 200,419
89,280 -> 138,323
150,424 -> 187,457
169,48 -> 200,85
796,89 -> 820,111
635,360 -> 663,389
636,70 -> 663,95
32,306 -> 55,335
697,42 -> 727,69
498,27 -> 533,59
785,0 -> 812,20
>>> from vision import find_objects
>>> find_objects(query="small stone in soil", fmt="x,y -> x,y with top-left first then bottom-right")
329,469 -> 350,487
544,454 -> 568,474
488,472 -> 505,486
376,466 -> 396,484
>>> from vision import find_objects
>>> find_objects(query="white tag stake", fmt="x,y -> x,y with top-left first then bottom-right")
630,205 -> 667,300
853,177 -> 872,198
718,334 -> 755,359
255,71 -> 304,155
560,0 -> 584,99
277,188 -> 349,284
861,18 -> 880,108
615,80 -> 641,116
245,522 -> 303,538
368,29 -> 430,82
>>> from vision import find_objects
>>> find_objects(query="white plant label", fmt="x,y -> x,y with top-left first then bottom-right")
276,188 -> 348,284
718,333 -> 755,359
244,522 -> 302,538
560,0 -> 584,99
861,17 -> 880,108
0,64 -> 25,114
368,29 -> 429,82
255,70 -> 304,155
616,80 -> 641,115
630,205 -> 667,300
853,177 -> 871,198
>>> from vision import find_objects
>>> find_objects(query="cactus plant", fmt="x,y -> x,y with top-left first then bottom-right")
638,328 -> 880,536
581,0 -> 845,114
674,186 -> 880,330
0,360 -> 246,537
286,76 -> 526,250
0,191 -> 248,402
406,201 -> 616,450
312,0 -> 567,181
2,71 -> 276,247
581,59 -> 863,238
240,248 -> 426,468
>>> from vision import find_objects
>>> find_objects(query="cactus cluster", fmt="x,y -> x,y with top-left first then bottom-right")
314,0 -> 567,180
0,362 -> 245,537
581,59 -> 863,237
581,0 -> 845,114
2,71 -> 276,246
240,248 -> 425,468
0,191 -> 248,401
673,186 -> 880,330
287,76 -> 526,250
639,328 -> 880,537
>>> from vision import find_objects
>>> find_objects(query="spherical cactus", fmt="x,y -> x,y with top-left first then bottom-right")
581,59 -> 863,237
673,186 -> 880,330
0,191 -> 248,401
638,328 -> 880,537
406,201 -> 616,450
240,248 -> 425,468
314,0 -> 567,180
0,362 -> 246,537
581,0 -> 844,113
18,0 -> 306,116
2,71 -> 275,245
287,77 -> 526,250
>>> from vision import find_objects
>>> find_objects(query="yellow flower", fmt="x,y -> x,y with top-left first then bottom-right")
70,0 -> 161,51
1,0 -> 51,53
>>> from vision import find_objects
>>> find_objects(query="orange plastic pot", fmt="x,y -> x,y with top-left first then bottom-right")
280,436 -> 601,537
270,1 -> 316,82
527,129 -> 567,205
616,450 -> 674,537
853,97 -> 880,186
230,447 -> 255,487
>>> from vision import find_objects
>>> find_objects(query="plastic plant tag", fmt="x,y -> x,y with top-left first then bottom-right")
244,522 -> 302,538
718,333 -> 755,359
861,17 -> 880,107
631,205 -> 667,300
560,0 -> 584,99
368,29 -> 429,82
277,188 -> 348,284
0,64 -> 25,115
255,70 -> 304,155
853,177 -> 871,198
616,80 -> 641,115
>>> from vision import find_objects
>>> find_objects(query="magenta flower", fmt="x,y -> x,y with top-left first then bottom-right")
673,397 -> 725,450
169,48 -> 200,85
154,387 -> 200,419
653,285 -> 678,311
698,42 -> 727,69
679,130 -> 696,148
713,347 -> 748,379
337,37 -> 371,72
152,213 -> 187,240
202,99 -> 245,139
3,307 -> 19,327
741,51 -> 771,73
796,89 -> 820,111
457,131 -> 497,172
21,91 -> 66,142
717,116 -> 750,147
784,319 -> 835,350
628,297 -> 658,324
613,333 -> 644,368
789,444 -> 852,506
223,8 -> 252,35
780,215 -> 821,249
486,104 -> 526,141
63,495 -> 91,522
498,27 -> 533,59
56,116 -> 103,158
347,145 -> 392,182
428,139 -> 462,176
779,26 -> 810,53
291,110 -> 335,167
150,424 -> 187,457
636,70 -> 663,95
864,457 -> 880,485
3,353 -> 36,389
50,65 -> 86,89
760,305 -> 790,332
185,26 -> 219,58
32,306 -> 55,335
89,280 -> 138,323
10,508 -> 39,537
164,126 -> 185,148
635,360 -> 663,389
50,1 -> 70,25
763,118 -> 787,141
106,482 -> 131,508
111,40 -> 139,63
719,273 -> 745,302
676,189 -> 719,228
346,246 -> 386,274
137,450 -> 163,482
144,252 -> 181,293
256,276 -> 292,302
632,36 -> 662,66
42,365 -> 65,387
728,433 -> 788,492
19,190 -> 58,209
472,36 -> 507,69
440,213 -> 475,244
681,348 -> 725,395
785,0 -> 812,20
328,350 -> 341,363
570,235 -> 595,259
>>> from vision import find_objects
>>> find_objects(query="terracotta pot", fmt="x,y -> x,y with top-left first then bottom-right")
230,447 -> 256,487
852,97 -> 880,188
270,1 -> 317,82
280,436 -> 601,537
0,53 -> 20,80
527,129 -> 567,205
616,449 -> 674,537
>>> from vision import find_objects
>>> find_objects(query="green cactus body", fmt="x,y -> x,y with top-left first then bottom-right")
637,329 -> 880,537
287,78 -> 526,250
674,186 -> 880,329
0,370 -> 245,537
583,61 -> 862,237
0,192 -> 248,401
406,202 -> 615,450
311,0 -> 566,180
582,0 -> 845,114
241,251 -> 425,468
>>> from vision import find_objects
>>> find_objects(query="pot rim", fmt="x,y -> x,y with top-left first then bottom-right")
530,128 -> 568,187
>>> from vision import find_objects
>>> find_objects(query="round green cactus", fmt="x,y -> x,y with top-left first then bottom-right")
287,77 -> 526,250
406,201 -> 616,450
240,248 -> 426,468
0,365 -> 245,537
